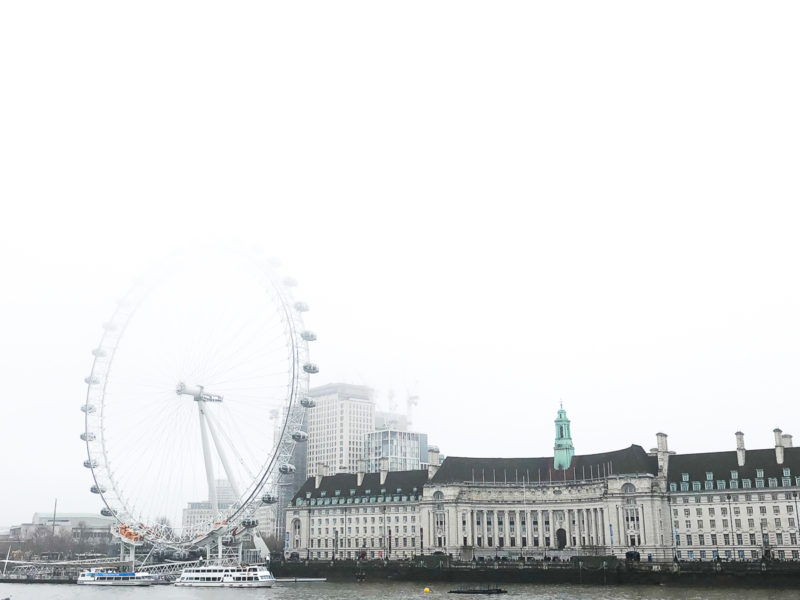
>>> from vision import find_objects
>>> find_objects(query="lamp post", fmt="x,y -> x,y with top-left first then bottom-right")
727,494 -> 735,560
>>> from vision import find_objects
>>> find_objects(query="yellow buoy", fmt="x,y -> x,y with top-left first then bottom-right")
424,587 -> 431,593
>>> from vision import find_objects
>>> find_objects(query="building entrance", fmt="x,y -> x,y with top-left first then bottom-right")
556,528 -> 567,550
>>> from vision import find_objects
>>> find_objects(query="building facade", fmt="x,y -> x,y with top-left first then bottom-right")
286,408 -> 800,562
306,383 -> 375,477
366,429 -> 429,473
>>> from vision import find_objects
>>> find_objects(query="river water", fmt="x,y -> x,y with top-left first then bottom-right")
1,581 -> 799,600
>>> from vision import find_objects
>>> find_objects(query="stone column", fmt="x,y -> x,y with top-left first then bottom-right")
565,509 -> 572,547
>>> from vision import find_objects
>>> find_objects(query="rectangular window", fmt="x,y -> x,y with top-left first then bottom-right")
692,482 -> 701,491
717,480 -> 726,490
706,472 -> 714,481
669,483 -> 677,492
682,473 -> 690,482
743,479 -> 752,489
731,471 -> 739,480
757,469 -> 764,479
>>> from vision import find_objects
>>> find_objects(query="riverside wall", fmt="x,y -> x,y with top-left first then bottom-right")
271,557 -> 800,587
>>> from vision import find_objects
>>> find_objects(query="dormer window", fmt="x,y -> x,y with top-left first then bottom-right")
334,490 -> 341,496
364,489 -> 371,495
730,471 -> 738,480
756,469 -> 765,478
306,492 -> 312,499
320,491 -> 326,497
783,468 -> 791,477
706,472 -> 713,481
682,473 -> 690,482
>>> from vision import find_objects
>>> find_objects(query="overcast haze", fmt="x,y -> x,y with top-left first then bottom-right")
1,2 -> 799,527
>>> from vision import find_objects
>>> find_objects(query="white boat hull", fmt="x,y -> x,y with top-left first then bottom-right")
174,580 -> 274,587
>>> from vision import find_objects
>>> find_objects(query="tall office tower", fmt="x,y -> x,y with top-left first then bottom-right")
306,382 -> 375,477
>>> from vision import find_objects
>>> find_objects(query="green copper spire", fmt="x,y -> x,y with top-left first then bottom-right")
553,402 -> 574,470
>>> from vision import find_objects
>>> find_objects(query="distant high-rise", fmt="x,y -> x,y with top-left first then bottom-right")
365,428 -> 428,472
306,383 -> 375,477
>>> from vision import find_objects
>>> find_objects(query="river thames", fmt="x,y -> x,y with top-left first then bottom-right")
2,582 -> 799,600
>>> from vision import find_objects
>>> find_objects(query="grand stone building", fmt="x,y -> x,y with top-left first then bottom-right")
285,408 -> 800,561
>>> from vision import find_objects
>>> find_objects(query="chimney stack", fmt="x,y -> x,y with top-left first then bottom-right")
427,446 -> 441,480
357,459 -> 366,487
653,433 -> 673,488
775,428 -> 785,465
315,462 -> 327,489
379,456 -> 389,486
735,432 -> 745,467
782,434 -> 793,449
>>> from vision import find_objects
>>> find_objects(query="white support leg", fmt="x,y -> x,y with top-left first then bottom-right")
197,402 -> 219,514
204,408 -> 242,500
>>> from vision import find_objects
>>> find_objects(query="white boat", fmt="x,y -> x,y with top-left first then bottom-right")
77,567 -> 154,586
175,563 -> 275,587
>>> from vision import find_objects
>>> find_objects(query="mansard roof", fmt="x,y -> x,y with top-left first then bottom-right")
291,469 -> 429,502
430,445 -> 658,484
667,447 -> 800,483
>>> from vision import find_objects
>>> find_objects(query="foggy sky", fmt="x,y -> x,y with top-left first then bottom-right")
1,1 -> 799,527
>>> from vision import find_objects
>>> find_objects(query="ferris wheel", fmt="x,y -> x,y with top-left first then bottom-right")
80,248 -> 317,549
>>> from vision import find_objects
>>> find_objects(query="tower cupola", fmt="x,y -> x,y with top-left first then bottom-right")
553,403 -> 574,470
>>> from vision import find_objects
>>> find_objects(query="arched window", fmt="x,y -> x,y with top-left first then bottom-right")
621,483 -> 636,494
433,491 -> 444,501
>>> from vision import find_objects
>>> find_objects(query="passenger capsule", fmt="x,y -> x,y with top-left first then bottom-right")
81,404 -> 96,414
300,330 -> 317,342
83,459 -> 97,468
279,464 -> 296,475
84,376 -> 100,385
300,397 -> 316,408
262,494 -> 278,504
242,518 -> 259,529
292,431 -> 308,442
90,485 -> 106,494
294,302 -> 309,312
81,432 -> 96,442
100,508 -> 115,517
303,363 -> 319,374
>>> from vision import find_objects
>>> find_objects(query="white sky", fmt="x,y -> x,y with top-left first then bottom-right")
1,1 -> 799,527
